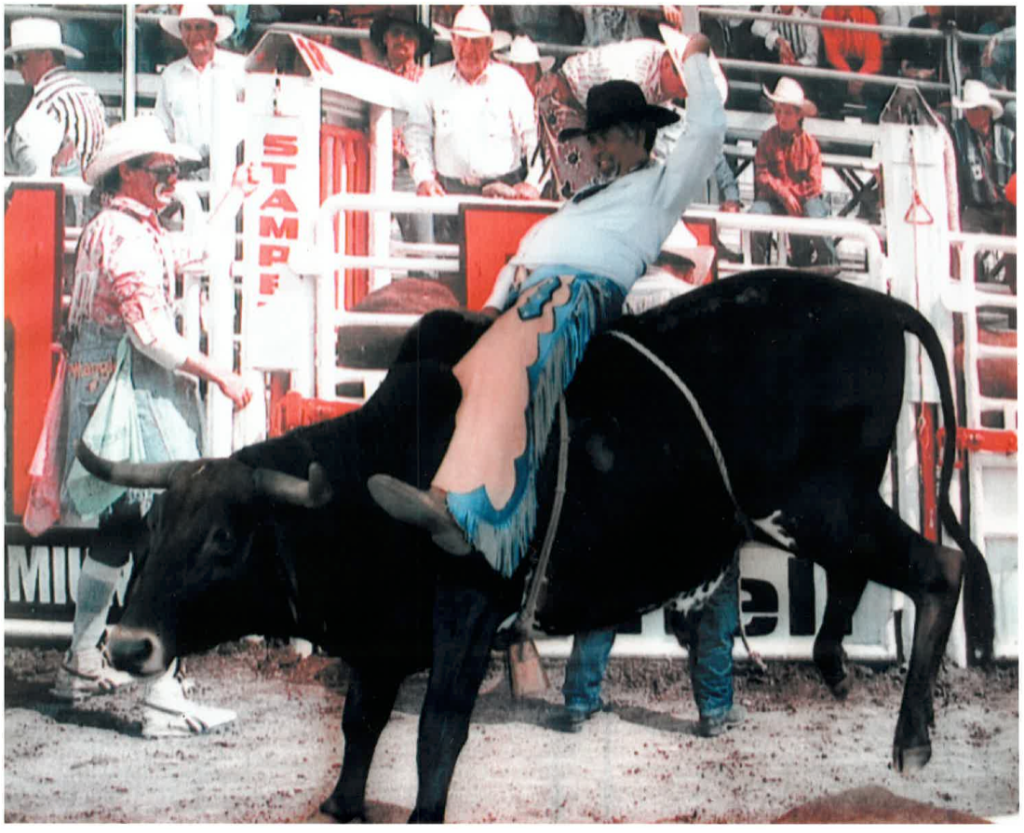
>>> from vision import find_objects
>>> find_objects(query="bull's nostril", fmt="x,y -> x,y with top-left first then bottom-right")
107,630 -> 160,674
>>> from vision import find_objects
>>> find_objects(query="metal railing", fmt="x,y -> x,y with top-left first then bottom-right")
947,232 -> 1018,659
4,5 -> 1014,122
304,191 -> 886,401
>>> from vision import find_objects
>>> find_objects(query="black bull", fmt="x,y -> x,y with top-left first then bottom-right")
83,271 -> 994,823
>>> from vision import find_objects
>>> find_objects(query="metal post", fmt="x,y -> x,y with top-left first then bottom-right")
122,4 -> 136,120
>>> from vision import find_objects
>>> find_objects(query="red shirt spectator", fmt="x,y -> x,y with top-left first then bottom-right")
754,122 -> 823,205
821,6 -> 882,76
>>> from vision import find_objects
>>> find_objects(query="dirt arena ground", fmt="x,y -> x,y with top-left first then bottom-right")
3,641 -> 1018,823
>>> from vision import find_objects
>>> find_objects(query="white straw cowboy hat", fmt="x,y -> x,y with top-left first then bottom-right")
433,5 -> 512,52
658,24 -> 728,105
160,3 -> 235,43
953,79 -> 1004,119
494,35 -> 555,73
84,116 -> 202,185
762,76 -> 818,117
5,17 -> 83,59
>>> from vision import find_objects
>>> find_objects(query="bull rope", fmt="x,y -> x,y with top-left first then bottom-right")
514,328 -> 766,670
606,329 -> 766,671
516,396 -> 570,638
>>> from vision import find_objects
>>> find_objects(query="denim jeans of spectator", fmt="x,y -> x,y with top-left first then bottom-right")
563,627 -> 616,715
564,559 -> 740,720
749,196 -> 837,267
687,560 -> 739,720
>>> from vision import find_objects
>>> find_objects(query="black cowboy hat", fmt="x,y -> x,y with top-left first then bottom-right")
370,8 -> 434,59
559,80 -> 680,142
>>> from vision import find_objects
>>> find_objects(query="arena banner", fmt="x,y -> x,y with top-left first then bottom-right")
240,81 -> 320,375
4,525 -> 132,625
537,544 -> 898,661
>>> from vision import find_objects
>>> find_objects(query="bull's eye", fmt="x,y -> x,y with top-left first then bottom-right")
209,526 -> 235,553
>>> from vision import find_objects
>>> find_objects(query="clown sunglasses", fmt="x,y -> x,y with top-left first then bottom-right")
133,161 -> 179,183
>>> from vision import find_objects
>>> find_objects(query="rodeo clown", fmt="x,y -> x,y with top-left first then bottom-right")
53,117 -> 258,737
369,34 -> 726,577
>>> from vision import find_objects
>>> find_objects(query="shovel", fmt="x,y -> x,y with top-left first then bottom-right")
507,638 -> 549,698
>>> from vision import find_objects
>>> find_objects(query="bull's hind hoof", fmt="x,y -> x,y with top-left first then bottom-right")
826,674 -> 851,701
893,743 -> 932,773
319,795 -> 366,823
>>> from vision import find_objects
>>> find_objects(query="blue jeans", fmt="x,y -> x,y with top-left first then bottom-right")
563,627 -> 616,714
687,561 -> 739,719
564,561 -> 739,719
749,196 -> 837,267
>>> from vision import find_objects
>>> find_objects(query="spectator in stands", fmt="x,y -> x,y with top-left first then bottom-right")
876,5 -> 924,78
534,25 -> 736,208
404,5 -> 538,245
54,116 -> 258,736
949,80 -> 1016,236
749,77 -> 837,267
820,5 -> 886,121
981,23 -> 1016,130
701,5 -> 755,60
751,5 -> 820,68
508,5 -> 585,47
154,3 -> 246,176
494,35 -> 556,196
895,7 -> 950,83
554,559 -> 744,738
570,5 -> 685,47
370,8 -> 435,246
4,17 -> 106,179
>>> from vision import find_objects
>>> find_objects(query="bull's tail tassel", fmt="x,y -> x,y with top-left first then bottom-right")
447,275 -> 619,578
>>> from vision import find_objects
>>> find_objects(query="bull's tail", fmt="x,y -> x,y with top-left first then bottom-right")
903,306 -> 996,666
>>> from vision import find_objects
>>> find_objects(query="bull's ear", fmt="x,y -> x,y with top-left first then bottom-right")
252,464 -> 333,509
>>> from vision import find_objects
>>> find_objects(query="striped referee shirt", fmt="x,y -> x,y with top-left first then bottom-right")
4,66 -> 106,177
751,6 -> 820,68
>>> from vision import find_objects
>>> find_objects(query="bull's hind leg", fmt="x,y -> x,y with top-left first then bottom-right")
857,497 -> 965,773
813,570 -> 868,699
320,667 -> 404,822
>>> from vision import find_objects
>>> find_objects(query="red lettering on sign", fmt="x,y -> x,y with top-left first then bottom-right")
296,37 -> 333,74
261,161 -> 296,184
263,134 -> 299,157
260,189 -> 298,212
259,245 -> 290,267
259,273 -> 280,294
260,216 -> 299,240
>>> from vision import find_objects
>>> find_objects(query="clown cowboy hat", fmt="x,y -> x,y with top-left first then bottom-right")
494,35 -> 555,73
5,17 -> 83,59
160,3 -> 235,43
658,24 -> 728,105
433,5 -> 511,52
952,79 -> 1004,119
84,116 -> 202,185
762,76 -> 818,117
559,80 -> 680,142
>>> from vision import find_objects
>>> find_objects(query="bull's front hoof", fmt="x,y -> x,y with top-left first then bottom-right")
826,673 -> 851,701
893,743 -> 932,774
319,795 -> 366,824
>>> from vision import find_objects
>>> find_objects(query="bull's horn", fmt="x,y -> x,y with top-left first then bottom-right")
75,441 -> 180,488
253,463 -> 333,508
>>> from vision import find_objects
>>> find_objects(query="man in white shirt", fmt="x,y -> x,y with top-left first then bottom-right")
370,35 -> 726,578
404,5 -> 538,242
154,3 -> 245,177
